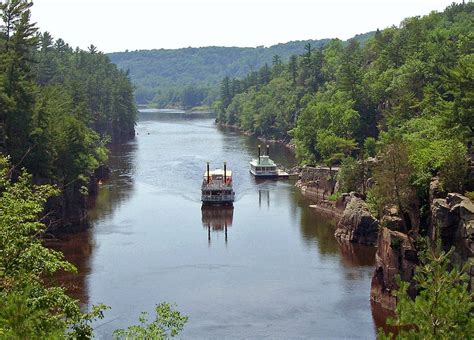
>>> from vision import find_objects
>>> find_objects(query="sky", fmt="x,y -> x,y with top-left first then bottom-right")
30,0 -> 459,53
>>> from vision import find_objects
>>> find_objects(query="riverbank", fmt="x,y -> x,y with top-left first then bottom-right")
138,104 -> 215,114
216,122 -> 295,151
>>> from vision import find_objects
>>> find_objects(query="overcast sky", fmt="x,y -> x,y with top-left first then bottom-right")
31,0 -> 458,53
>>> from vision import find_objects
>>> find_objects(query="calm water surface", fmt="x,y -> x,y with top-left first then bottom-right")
53,112 -> 377,339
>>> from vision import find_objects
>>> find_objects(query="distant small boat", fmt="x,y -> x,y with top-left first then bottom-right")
201,162 -> 235,206
249,145 -> 278,178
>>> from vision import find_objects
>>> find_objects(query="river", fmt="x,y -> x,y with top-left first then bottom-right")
51,111 -> 378,339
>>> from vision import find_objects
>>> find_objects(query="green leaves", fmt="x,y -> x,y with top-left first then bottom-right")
113,303 -> 188,340
400,114 -> 468,193
292,86 -> 358,164
0,156 -> 109,338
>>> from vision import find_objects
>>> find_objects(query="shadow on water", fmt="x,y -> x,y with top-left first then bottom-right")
47,140 -> 138,307
88,141 -> 138,223
45,231 -> 93,307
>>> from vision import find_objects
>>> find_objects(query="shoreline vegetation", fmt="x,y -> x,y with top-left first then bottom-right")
214,2 -> 474,337
216,122 -> 296,151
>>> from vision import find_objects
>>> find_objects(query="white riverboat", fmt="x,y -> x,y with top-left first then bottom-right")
201,162 -> 235,206
249,145 -> 278,178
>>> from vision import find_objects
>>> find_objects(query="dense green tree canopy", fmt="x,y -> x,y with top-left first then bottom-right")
0,0 -> 137,226
217,2 -> 473,185
216,2 -> 473,231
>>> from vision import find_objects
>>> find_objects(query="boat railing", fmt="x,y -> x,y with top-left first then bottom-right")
201,193 -> 235,202
202,180 -> 233,188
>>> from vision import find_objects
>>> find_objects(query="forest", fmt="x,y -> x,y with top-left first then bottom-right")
216,2 -> 473,228
0,0 -> 148,337
108,32 -> 373,107
0,0 -> 137,226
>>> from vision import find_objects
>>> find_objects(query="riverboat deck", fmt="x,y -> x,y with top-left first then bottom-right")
201,165 -> 235,206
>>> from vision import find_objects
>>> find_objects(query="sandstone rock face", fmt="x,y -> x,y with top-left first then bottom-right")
370,192 -> 474,311
370,227 -> 418,311
429,177 -> 447,202
334,193 -> 379,245
296,165 -> 338,199
380,206 -> 405,232
431,193 -> 474,292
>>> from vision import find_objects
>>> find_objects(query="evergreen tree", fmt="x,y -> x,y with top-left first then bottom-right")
288,54 -> 298,85
380,239 -> 474,339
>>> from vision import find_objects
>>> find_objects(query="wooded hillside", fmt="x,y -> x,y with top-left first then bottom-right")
216,2 -> 473,229
108,32 -> 373,107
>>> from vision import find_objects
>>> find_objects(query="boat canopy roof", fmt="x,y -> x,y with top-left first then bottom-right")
250,155 -> 276,166
203,169 -> 233,177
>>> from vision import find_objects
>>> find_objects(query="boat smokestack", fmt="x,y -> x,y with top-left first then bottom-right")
267,145 -> 270,157
207,162 -> 210,183
258,145 -> 261,164
224,162 -> 227,183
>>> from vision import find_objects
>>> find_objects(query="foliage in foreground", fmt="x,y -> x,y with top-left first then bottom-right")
379,239 -> 474,339
114,303 -> 188,339
0,156 -> 108,338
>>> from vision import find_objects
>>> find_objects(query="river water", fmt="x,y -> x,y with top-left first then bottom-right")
52,111 -> 378,339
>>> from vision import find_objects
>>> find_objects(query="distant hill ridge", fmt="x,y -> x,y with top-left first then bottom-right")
108,31 -> 374,105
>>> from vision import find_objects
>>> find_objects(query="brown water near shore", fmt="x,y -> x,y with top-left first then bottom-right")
49,111 -> 382,339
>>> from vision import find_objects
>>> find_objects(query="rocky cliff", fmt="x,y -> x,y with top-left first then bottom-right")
335,193 -> 380,246
296,165 -> 339,199
370,227 -> 418,310
370,191 -> 474,311
430,193 -> 474,292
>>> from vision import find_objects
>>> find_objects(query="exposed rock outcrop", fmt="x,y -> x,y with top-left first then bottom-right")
380,206 -> 405,232
371,192 -> 474,311
370,227 -> 418,310
296,165 -> 339,199
334,192 -> 380,245
430,193 -> 474,292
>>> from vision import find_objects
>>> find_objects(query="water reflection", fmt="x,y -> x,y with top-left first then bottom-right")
290,187 -> 340,256
337,240 -> 376,268
258,189 -> 270,209
290,184 -> 376,269
201,207 -> 234,245
45,231 -> 93,307
48,141 -> 137,307
88,142 -> 137,223
139,110 -> 214,122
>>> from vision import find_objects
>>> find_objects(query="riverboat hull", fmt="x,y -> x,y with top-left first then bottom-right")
249,168 -> 278,178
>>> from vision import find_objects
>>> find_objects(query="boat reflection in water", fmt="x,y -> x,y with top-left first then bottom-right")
201,206 -> 234,245
258,189 -> 270,209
